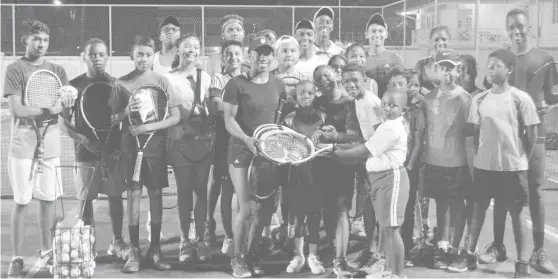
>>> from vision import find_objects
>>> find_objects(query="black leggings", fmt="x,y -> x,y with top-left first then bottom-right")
292,212 -> 321,245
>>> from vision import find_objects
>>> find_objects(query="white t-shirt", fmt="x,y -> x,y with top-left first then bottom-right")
165,69 -> 212,118
153,52 -> 174,76
355,90 -> 382,140
295,54 -> 328,79
364,116 -> 408,172
313,40 -> 344,56
468,87 -> 540,171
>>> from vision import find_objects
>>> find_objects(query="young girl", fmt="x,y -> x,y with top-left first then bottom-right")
283,80 -> 327,275
346,43 -> 378,95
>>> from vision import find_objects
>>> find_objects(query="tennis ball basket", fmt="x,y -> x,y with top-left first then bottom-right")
50,165 -> 97,278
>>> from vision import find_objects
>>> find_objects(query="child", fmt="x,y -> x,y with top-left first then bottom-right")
109,35 -> 179,273
153,15 -> 181,75
295,19 -> 329,78
332,89 -> 410,278
340,63 -> 385,275
415,26 -> 451,94
313,6 -> 344,57
346,43 -> 378,95
4,20 -> 75,277
62,38 -> 130,261
466,48 -> 540,277
421,49 -> 473,272
272,35 -> 307,116
283,80 -> 327,275
207,40 -> 244,255
363,13 -> 404,98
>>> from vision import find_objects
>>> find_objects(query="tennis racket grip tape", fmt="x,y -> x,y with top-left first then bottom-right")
132,151 -> 143,182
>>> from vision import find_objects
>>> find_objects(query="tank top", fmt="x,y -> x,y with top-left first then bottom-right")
153,52 -> 173,75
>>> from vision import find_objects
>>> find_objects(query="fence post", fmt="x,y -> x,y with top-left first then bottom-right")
535,0 -> 540,47
474,0 -> 480,61
12,5 -> 16,57
291,6 -> 295,35
109,5 -> 113,74
434,0 -> 438,26
202,6 -> 205,56
403,0 -> 406,61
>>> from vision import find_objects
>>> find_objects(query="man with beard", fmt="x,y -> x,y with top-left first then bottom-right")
363,13 -> 404,98
478,8 -> 557,274
313,6 -> 344,58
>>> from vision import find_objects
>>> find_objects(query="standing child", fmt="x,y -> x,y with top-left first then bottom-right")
421,49 -> 473,272
109,35 -> 179,273
346,43 -> 378,95
465,48 -> 540,278
332,89 -> 410,278
283,80 -> 327,275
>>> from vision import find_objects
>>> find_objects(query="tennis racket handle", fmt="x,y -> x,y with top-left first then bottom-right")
132,151 -> 143,182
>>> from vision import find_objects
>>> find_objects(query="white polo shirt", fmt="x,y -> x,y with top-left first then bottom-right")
354,90 -> 382,140
364,116 -> 408,172
313,40 -> 344,56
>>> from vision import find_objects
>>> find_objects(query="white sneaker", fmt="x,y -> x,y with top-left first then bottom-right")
286,255 -> 305,273
221,238 -> 233,255
307,254 -> 326,274
351,217 -> 366,238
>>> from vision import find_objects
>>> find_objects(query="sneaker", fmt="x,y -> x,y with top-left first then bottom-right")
204,219 -> 217,247
196,241 -> 212,262
145,247 -> 171,271
479,242 -> 508,264
286,255 -> 305,273
8,258 -> 25,278
355,249 -> 372,269
467,252 -> 478,271
351,217 -> 366,238
179,240 -> 196,263
188,218 -> 196,241
222,238 -> 233,255
433,248 -> 449,270
122,247 -> 141,274
307,254 -> 326,274
404,260 -> 414,267
231,255 -> 251,278
529,248 -> 555,274
448,252 -> 469,273
333,258 -> 353,279
107,239 -> 131,260
248,254 -> 265,276
514,260 -> 531,278
38,249 -> 53,268
259,237 -> 273,255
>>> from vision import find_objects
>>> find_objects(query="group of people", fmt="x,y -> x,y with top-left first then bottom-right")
4,4 -> 557,279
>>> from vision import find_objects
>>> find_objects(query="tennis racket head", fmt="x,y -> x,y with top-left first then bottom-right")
282,76 -> 301,103
248,155 -> 280,200
80,81 -> 114,143
528,62 -> 558,109
129,84 -> 169,127
24,70 -> 62,122
257,130 -> 314,164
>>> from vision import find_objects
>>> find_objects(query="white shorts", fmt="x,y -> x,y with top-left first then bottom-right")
8,157 -> 63,204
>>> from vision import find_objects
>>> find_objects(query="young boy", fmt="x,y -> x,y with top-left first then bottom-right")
363,13 -> 404,98
421,49 -> 473,272
332,89 -> 410,277
109,35 -> 178,273
62,38 -> 130,261
340,63 -> 384,275
283,80 -> 327,275
4,20 -> 75,278
313,6 -> 344,57
466,48 -> 540,278
481,9 -> 557,274
295,19 -> 329,78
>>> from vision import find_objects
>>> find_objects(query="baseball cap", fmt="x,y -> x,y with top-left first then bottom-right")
249,36 -> 274,53
274,35 -> 299,51
313,6 -> 334,22
160,16 -> 180,29
295,19 -> 315,32
434,49 -> 461,65
366,13 -> 387,30
488,48 -> 516,68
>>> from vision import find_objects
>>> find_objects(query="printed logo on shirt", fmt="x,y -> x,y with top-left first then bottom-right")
234,159 -> 240,164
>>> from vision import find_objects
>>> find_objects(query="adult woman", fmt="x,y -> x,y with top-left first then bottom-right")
414,25 -> 451,94
223,36 -> 286,278
165,34 -> 214,263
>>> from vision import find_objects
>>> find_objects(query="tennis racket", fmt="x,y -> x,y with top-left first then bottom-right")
255,129 -> 333,165
128,84 -> 169,183
80,81 -> 114,182
25,69 -> 62,181
281,76 -> 301,116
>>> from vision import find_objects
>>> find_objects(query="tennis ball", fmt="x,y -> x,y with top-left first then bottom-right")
88,235 -> 95,244
70,267 -> 81,278
61,244 -> 70,254
60,266 -> 69,277
61,253 -> 70,263
70,250 -> 79,260
81,244 -> 90,255
70,240 -> 80,249
61,232 -> 71,244
55,254 -> 62,264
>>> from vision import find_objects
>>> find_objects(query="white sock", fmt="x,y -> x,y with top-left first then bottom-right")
294,237 -> 304,256
438,241 -> 450,251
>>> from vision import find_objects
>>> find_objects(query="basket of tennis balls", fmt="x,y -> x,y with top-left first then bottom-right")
50,220 -> 96,278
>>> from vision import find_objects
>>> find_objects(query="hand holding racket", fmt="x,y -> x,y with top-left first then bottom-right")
527,61 -> 558,115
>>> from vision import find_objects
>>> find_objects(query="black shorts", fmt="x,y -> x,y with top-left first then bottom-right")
473,168 -> 528,206
314,158 -> 355,213
423,164 -> 471,200
122,154 -> 169,189
282,162 -> 324,215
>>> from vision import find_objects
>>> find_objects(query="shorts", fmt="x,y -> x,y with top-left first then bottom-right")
315,158 -> 355,213
228,142 -> 254,168
368,167 -> 410,228
74,160 -> 127,200
473,168 -> 528,206
122,154 -> 169,189
172,163 -> 212,212
422,164 -> 472,200
282,162 -> 324,215
8,157 -> 62,204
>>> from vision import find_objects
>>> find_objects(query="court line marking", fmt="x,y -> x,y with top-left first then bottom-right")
25,201 -> 100,278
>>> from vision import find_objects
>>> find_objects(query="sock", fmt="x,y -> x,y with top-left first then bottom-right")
438,241 -> 450,251
150,223 -> 162,249
129,225 -> 140,248
294,237 -> 304,256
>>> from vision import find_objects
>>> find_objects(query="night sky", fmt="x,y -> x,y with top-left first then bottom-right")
4,0 -> 402,6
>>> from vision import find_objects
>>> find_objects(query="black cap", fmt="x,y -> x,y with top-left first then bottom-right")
249,36 -> 274,52
489,48 -> 516,68
313,6 -> 334,22
160,16 -> 180,29
295,19 -> 315,32
366,13 -> 387,30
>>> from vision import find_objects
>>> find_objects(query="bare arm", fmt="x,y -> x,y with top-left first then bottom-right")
408,129 -> 424,167
525,124 -> 538,158
472,124 -> 480,153
332,143 -> 371,161
133,106 -> 181,134
59,107 -> 88,144
7,95 -> 62,120
223,103 -> 249,141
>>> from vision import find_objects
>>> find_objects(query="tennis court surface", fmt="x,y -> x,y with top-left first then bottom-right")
1,106 -> 558,278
